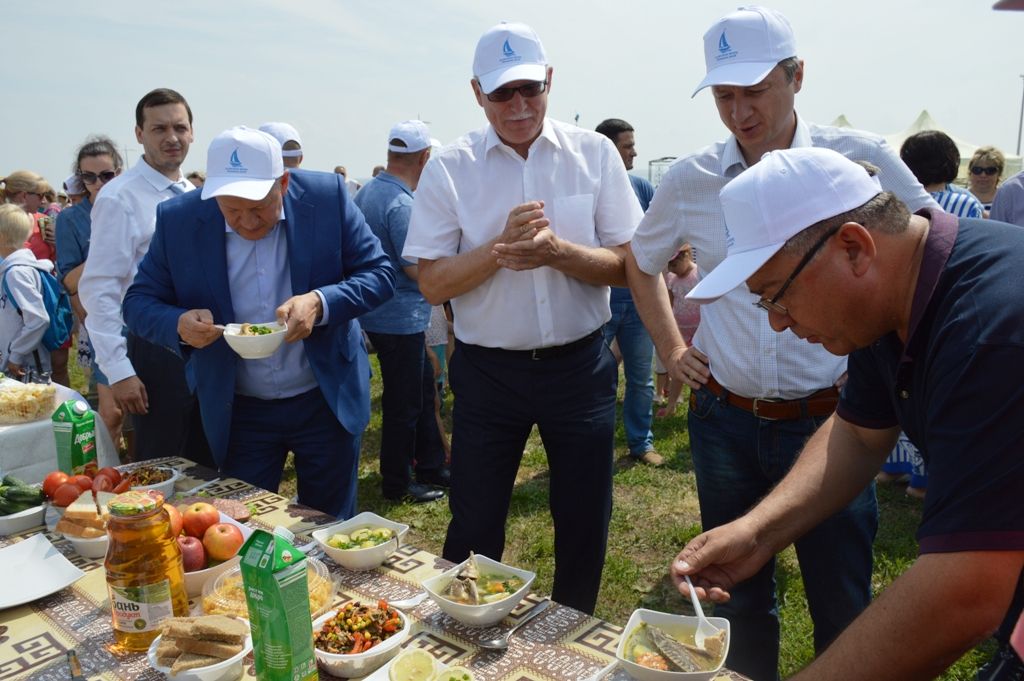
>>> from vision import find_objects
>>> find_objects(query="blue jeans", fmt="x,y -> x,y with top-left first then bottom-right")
365,331 -> 446,497
602,299 -> 655,456
688,385 -> 878,681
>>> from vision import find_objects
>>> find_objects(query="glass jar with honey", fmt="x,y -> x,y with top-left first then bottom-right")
104,490 -> 189,651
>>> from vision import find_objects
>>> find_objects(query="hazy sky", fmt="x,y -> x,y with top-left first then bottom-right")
4,1 -> 1023,189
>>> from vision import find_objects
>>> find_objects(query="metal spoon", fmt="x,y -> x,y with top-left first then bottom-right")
477,599 -> 551,651
683,574 -> 721,649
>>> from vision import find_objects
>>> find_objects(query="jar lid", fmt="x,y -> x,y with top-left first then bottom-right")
109,490 -> 165,516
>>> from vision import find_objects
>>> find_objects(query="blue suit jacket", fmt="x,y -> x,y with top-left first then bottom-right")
124,170 -> 395,466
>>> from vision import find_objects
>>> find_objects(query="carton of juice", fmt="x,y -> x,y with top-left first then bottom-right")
51,400 -> 97,476
239,528 -> 317,681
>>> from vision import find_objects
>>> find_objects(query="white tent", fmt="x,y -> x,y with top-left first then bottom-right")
831,111 -> 1022,179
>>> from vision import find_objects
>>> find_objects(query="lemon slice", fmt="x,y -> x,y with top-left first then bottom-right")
433,665 -> 475,681
390,649 -> 436,681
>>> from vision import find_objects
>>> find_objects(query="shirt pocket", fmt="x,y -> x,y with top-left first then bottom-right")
552,194 -> 596,247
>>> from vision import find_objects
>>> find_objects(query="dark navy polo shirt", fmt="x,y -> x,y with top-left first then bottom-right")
838,209 -> 1024,555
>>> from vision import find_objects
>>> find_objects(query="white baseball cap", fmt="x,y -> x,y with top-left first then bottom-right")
473,21 -> 548,94
686,148 -> 882,303
63,173 -> 85,196
692,6 -> 797,97
387,120 -> 432,153
202,126 -> 284,201
258,121 -> 303,158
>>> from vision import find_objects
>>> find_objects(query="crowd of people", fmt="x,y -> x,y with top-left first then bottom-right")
2,6 -> 1023,680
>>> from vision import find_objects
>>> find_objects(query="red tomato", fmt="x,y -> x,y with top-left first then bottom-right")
96,467 -> 122,486
42,471 -> 69,499
92,474 -> 113,493
112,477 -> 131,494
52,483 -> 83,507
68,475 -> 94,493
82,460 -> 98,478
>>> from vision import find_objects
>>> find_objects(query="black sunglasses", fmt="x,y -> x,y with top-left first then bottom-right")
754,225 -> 842,315
79,170 -> 117,185
485,80 -> 548,103
970,166 -> 999,177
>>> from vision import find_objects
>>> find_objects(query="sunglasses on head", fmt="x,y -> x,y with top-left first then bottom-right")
971,166 -> 999,176
484,80 -> 548,103
79,170 -> 117,185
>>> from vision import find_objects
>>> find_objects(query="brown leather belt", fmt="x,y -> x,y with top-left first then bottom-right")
692,374 -> 839,420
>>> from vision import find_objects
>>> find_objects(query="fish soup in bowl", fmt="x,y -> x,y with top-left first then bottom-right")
616,608 -> 730,681
422,552 -> 535,627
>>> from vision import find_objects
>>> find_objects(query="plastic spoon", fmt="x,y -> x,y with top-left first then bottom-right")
389,591 -> 428,610
683,575 -> 721,649
477,599 -> 551,651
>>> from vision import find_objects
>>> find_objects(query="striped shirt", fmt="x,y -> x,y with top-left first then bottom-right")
932,184 -> 983,219
631,116 -> 938,399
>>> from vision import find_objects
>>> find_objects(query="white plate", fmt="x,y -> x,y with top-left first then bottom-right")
0,534 -> 85,609
361,649 -> 440,681
0,504 -> 45,535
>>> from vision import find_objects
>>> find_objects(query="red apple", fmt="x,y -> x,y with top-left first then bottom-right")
177,535 -> 207,572
182,502 -> 220,538
164,503 -> 183,537
202,523 -> 245,562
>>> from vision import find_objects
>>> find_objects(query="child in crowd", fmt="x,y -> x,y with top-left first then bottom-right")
657,244 -> 700,418
0,205 -> 54,379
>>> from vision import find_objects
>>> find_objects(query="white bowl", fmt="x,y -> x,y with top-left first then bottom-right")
312,511 -> 410,571
615,608 -> 731,681
183,513 -> 254,597
130,466 -> 181,501
63,532 -> 109,559
147,619 -> 252,681
312,606 -> 410,678
222,322 -> 287,360
422,554 -> 535,627
0,504 -> 45,535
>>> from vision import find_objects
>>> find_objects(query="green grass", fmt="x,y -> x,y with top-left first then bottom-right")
72,354 -> 991,678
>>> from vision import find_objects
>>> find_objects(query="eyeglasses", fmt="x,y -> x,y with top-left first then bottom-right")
79,170 -> 117,185
754,225 -> 842,315
970,166 -> 999,176
484,80 -> 548,103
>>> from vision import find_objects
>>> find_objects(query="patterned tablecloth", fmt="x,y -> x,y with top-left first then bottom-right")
0,457 -> 747,681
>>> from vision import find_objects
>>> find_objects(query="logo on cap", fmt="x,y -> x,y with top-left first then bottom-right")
226,149 -> 247,175
724,221 -> 735,249
716,31 -> 737,62
499,38 -> 521,65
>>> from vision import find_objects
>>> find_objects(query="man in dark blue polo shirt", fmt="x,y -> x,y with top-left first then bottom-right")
671,147 -> 1024,680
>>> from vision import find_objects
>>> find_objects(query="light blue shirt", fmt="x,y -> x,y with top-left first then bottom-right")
225,212 -> 318,399
353,172 -> 430,334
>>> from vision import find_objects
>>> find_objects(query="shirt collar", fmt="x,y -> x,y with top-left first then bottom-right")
902,208 -> 958,358
720,112 -> 810,176
133,154 -> 188,193
484,117 -> 560,156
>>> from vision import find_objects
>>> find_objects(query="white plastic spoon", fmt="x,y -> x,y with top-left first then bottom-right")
683,574 -> 721,649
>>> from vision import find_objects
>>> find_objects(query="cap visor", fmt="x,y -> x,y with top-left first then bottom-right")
685,243 -> 783,303
691,61 -> 778,97
478,63 -> 547,94
201,177 -> 276,201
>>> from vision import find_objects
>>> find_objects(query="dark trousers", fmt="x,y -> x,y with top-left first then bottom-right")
688,385 -> 878,681
222,388 -> 359,519
128,333 -> 213,467
365,331 -> 445,496
442,334 -> 616,614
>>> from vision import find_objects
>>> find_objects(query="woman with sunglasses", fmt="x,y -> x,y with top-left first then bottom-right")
968,146 -> 1005,218
55,136 -> 125,451
0,170 -> 55,262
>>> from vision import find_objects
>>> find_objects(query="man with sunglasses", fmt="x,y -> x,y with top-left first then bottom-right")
624,7 -> 935,679
79,88 -> 213,467
403,21 -> 642,614
672,146 -> 1024,681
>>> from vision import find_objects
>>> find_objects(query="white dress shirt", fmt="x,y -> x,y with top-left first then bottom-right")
631,116 -> 938,399
80,156 -> 194,384
404,118 -> 642,350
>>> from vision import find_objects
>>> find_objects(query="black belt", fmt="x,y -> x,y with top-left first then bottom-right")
463,329 -> 603,360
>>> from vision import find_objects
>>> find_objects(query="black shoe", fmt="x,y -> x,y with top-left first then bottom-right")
977,643 -> 1024,681
384,482 -> 445,503
416,466 -> 451,488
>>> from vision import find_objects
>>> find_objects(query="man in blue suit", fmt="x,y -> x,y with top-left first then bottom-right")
124,126 -> 395,517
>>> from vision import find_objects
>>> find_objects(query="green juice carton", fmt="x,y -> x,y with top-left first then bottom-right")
239,528 -> 317,681
51,400 -> 97,476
